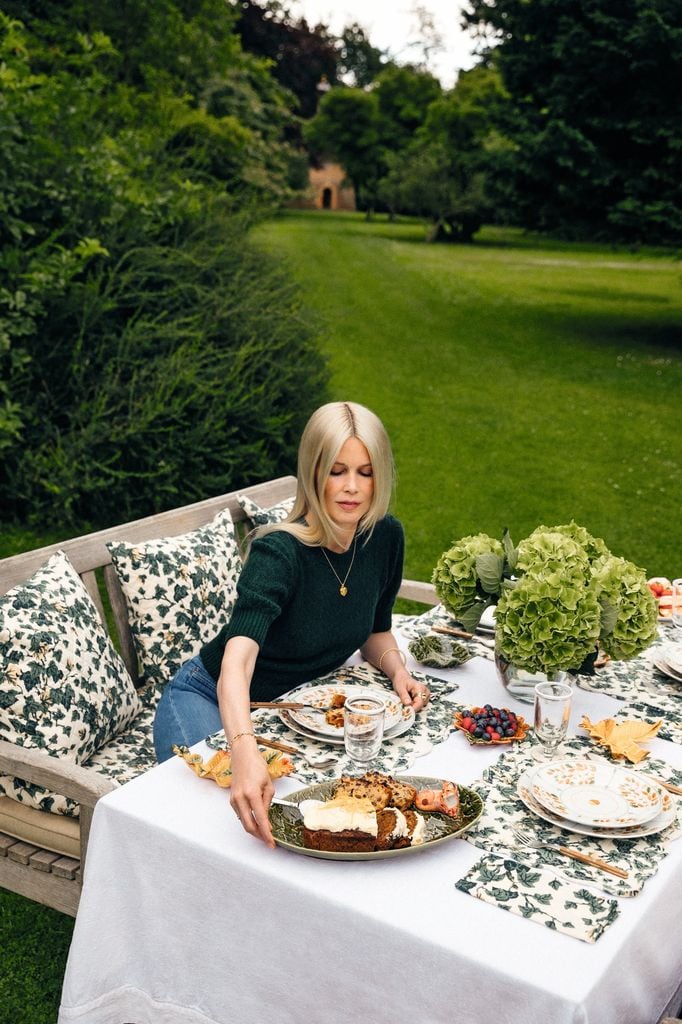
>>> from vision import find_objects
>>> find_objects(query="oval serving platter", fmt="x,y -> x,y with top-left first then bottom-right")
268,775 -> 483,861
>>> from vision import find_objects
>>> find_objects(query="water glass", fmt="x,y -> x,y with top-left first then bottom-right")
344,696 -> 385,769
672,579 -> 682,629
533,681 -> 572,759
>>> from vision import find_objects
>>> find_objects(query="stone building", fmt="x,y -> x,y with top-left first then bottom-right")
299,161 -> 356,211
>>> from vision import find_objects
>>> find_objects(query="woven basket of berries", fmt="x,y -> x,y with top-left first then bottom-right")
453,705 -> 529,745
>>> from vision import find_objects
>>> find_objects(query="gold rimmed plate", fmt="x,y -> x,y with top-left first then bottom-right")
268,775 -> 484,860
284,683 -> 404,738
278,703 -> 415,747
517,767 -> 676,839
530,758 -> 664,828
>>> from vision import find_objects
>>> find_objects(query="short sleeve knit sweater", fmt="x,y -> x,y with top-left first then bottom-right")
199,515 -> 404,701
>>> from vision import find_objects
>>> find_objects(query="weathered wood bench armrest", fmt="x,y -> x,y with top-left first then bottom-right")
398,578 -> 438,605
0,739 -> 118,808
0,740 -> 119,868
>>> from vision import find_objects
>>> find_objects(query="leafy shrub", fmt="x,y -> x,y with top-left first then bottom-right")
2,202 -> 327,527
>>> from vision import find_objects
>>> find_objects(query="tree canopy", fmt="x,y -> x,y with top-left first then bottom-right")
463,0 -> 682,243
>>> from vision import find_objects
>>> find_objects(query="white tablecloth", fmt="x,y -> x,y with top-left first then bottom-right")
58,653 -> 682,1024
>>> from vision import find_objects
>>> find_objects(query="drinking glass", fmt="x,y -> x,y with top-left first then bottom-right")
672,579 -> 682,629
533,681 -> 572,759
343,696 -> 385,769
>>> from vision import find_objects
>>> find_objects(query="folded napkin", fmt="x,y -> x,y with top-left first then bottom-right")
580,715 -> 661,762
455,854 -> 619,943
408,634 -> 473,669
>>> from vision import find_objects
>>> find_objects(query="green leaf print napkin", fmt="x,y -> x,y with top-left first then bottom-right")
455,854 -> 620,943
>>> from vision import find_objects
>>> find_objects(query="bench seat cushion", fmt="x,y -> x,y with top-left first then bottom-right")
0,551 -> 141,815
86,693 -> 158,786
0,794 -> 81,859
107,508 -> 241,689
0,692 -> 161,852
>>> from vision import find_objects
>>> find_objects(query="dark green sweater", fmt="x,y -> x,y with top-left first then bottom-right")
200,515 -> 404,700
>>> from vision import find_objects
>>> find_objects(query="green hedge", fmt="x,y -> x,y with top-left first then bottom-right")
0,15 -> 327,529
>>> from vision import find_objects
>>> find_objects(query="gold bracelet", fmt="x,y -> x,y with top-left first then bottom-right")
378,647 -> 407,674
230,730 -> 256,745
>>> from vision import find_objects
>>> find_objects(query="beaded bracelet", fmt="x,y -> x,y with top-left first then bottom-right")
378,647 -> 407,674
230,730 -> 256,745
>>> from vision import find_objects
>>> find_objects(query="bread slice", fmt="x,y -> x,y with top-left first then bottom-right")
334,774 -> 392,810
385,777 -> 417,810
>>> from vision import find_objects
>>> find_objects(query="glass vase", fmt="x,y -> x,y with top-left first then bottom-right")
495,652 -> 571,705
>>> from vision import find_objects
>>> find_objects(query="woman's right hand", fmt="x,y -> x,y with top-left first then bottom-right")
228,739 -> 276,847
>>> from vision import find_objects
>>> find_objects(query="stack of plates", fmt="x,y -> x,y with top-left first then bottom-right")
653,646 -> 682,684
517,757 -> 675,839
278,682 -> 415,747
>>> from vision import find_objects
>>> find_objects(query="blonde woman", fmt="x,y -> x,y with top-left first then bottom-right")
153,402 -> 429,845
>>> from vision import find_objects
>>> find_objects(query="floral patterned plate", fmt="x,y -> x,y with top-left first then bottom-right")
285,683 -> 403,738
530,757 -> 664,828
279,703 -> 415,747
517,766 -> 676,839
268,775 -> 484,860
453,708 -> 530,745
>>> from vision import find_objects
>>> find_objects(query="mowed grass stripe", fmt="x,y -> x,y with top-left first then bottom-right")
256,211 -> 681,581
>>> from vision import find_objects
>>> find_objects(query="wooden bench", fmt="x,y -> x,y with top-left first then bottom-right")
0,475 -> 437,916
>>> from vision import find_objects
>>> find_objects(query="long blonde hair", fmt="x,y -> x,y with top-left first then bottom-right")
259,402 -> 394,549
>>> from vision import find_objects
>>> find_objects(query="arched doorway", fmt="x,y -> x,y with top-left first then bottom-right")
322,187 -> 333,209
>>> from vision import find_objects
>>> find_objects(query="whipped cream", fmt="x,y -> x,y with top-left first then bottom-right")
410,812 -> 427,846
299,797 -> 378,836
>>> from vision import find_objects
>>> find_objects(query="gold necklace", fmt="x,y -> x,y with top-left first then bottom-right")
320,534 -> 357,597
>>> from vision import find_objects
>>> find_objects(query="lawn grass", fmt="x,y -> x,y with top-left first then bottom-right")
255,211 -> 681,582
0,890 -> 74,1024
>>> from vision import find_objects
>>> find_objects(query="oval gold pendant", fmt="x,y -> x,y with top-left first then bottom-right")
339,585 -> 348,597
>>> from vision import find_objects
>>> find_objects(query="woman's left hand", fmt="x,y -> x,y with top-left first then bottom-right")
392,670 -> 430,711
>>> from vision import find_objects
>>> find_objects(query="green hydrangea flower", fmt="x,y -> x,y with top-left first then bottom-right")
496,575 -> 602,674
431,533 -> 504,616
591,555 -> 658,659
516,530 -> 590,585
526,521 -> 610,563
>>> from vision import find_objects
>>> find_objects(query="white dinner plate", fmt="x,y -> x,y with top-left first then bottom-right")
656,642 -> 682,677
530,757 -> 663,828
279,703 -> 416,746
285,683 -> 403,738
653,659 -> 682,683
517,767 -> 677,839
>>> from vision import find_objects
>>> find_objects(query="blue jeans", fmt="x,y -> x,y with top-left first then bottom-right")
153,656 -> 223,763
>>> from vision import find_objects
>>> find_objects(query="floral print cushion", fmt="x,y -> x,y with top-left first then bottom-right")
236,493 -> 295,526
107,509 -> 242,690
0,551 -> 142,815
86,701 -> 158,789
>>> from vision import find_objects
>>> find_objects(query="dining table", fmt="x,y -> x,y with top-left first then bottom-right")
57,621 -> 682,1024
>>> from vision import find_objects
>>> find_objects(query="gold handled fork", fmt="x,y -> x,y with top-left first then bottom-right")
256,735 -> 337,770
512,829 -> 629,879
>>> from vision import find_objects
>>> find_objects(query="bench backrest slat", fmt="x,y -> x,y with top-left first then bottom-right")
80,569 -> 107,626
101,563 -> 139,679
